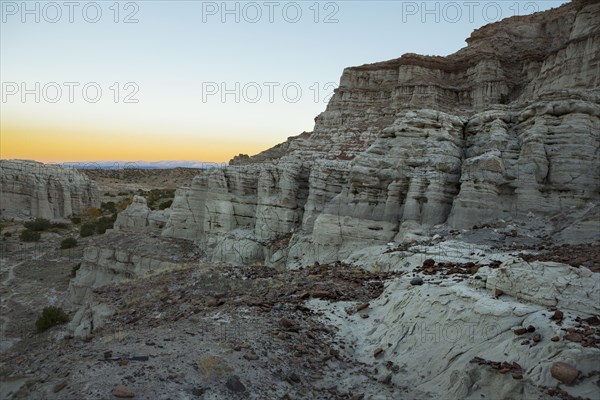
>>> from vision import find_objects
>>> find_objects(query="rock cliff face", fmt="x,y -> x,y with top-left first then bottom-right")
0,160 -> 100,220
162,0 -> 599,267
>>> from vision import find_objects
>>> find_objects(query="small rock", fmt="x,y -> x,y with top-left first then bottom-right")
494,288 -> 503,298
380,373 -> 392,385
357,303 -> 369,312
551,336 -> 560,342
243,353 -> 259,361
118,358 -> 129,366
104,351 -> 113,359
513,327 -> 528,335
422,259 -> 435,267
206,297 -> 223,307
565,332 -> 583,342
550,310 -> 564,322
310,290 -> 334,299
286,372 -> 301,384
410,277 -> 424,286
532,334 -> 541,343
190,387 -> 205,397
550,362 -> 579,385
112,385 -> 135,398
225,375 -> 247,393
373,348 -> 384,358
512,372 -> 523,380
53,382 -> 67,393
527,325 -> 536,333
584,316 -> 600,325
279,318 -> 297,331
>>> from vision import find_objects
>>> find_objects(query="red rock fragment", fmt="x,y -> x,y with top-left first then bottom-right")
550,362 -> 579,385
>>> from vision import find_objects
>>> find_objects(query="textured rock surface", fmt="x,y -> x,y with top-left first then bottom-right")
0,160 -> 100,220
68,232 -> 201,307
114,195 -> 169,230
447,94 -> 600,229
4,4 -> 600,400
162,0 -> 600,267
311,258 -> 600,400
486,260 -> 600,314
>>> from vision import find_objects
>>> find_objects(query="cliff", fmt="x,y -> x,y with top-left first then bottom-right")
0,160 -> 100,220
158,0 -> 599,267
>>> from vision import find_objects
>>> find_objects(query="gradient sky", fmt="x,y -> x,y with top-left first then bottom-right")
1,0 -> 568,163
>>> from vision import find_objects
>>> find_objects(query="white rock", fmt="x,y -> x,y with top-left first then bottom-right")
0,160 -> 100,219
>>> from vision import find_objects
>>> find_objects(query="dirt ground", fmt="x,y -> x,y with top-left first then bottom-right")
0,239 -> 420,399
81,169 -> 202,193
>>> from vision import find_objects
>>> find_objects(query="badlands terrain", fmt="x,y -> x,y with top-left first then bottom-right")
1,0 -> 600,399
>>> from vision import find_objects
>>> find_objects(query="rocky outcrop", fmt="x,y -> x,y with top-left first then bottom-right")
0,160 -> 100,220
67,231 -> 201,337
114,196 -> 169,230
162,0 -> 600,267
312,258 -> 600,400
485,260 -> 599,315
68,232 -> 201,307
448,93 -> 600,229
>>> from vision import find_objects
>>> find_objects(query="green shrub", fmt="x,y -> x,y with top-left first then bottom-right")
60,237 -> 78,249
70,216 -> 82,224
86,207 -> 101,219
24,218 -> 51,231
95,216 -> 114,234
50,222 -> 68,230
101,201 -> 117,213
80,223 -> 96,237
35,306 -> 69,333
145,188 -> 176,209
159,200 -> 173,210
117,197 -> 132,211
70,263 -> 81,278
20,229 -> 41,242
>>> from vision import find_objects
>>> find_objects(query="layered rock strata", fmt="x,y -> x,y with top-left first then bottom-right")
0,160 -> 100,220
156,1 -> 599,267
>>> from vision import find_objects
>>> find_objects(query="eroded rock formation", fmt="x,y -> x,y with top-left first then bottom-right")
113,195 -> 170,230
158,0 -> 599,268
0,160 -> 100,220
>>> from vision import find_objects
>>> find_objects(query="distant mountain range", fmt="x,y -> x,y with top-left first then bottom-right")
59,160 -> 227,170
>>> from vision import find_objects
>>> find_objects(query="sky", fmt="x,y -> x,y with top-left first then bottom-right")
1,0 -> 569,163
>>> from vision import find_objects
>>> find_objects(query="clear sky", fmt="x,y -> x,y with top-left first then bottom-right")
1,0 -> 568,163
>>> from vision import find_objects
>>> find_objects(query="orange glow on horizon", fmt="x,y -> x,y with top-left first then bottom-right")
1,121 -> 276,164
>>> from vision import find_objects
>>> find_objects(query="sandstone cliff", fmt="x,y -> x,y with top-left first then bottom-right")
0,160 -> 100,220
158,0 -> 599,267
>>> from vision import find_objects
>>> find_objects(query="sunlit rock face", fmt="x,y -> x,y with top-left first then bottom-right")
163,0 -> 600,266
0,159 -> 100,220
